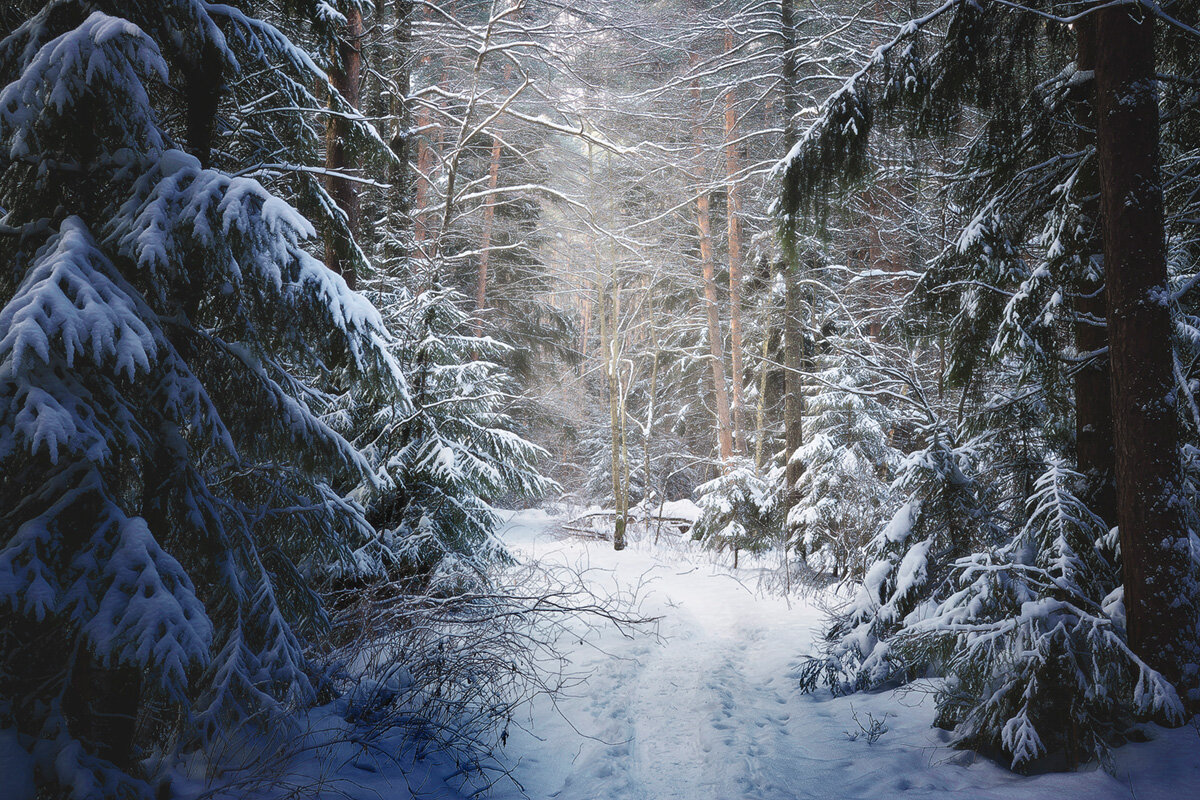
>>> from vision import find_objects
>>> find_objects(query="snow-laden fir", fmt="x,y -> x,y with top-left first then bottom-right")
4,0 -> 1200,798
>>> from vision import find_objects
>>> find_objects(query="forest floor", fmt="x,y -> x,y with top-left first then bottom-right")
187,509 -> 1200,800
480,509 -> 1200,800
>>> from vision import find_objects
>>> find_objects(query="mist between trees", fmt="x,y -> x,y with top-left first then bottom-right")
1,0 -> 1199,796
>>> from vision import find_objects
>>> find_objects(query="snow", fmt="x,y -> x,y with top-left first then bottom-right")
482,511 -> 1200,800
143,511 -> 1200,799
882,501 -> 917,543
81,500 -> 212,696
1,218 -> 155,377
0,728 -> 35,800
892,538 -> 931,601
0,11 -> 168,158
656,498 -> 702,522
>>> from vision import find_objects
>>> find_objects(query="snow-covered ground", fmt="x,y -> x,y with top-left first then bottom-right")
484,509 -> 1200,800
167,508 -> 1200,800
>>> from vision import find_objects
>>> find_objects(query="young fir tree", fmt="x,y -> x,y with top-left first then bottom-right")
903,459 -> 1184,771
356,287 -> 557,591
800,416 -> 1002,693
790,340 -> 900,580
0,2 -> 400,794
693,459 -> 781,568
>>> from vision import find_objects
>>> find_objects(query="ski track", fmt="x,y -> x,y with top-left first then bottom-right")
490,511 -> 1200,800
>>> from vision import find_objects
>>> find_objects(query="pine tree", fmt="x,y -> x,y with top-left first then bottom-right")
781,0 -> 1200,763
1093,4 -> 1199,695
800,416 -> 1001,693
694,459 -> 781,568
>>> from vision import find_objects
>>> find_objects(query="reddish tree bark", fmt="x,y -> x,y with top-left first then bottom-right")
780,0 -> 805,530
1095,4 -> 1196,688
475,133 -> 503,342
412,101 -> 436,256
692,60 -> 734,466
724,27 -> 748,456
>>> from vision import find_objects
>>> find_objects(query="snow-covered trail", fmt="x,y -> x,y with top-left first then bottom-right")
494,512 -> 818,800
490,510 -> 1200,800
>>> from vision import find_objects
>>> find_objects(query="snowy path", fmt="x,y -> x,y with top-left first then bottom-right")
488,510 -> 1200,800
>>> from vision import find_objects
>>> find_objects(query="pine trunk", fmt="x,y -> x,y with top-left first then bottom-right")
413,101 -> 435,257
754,330 -> 770,471
475,133 -> 503,341
384,0 -> 414,269
183,40 -> 222,169
692,66 -> 735,466
783,265 -> 805,540
1094,6 -> 1196,688
780,0 -> 805,533
325,6 -> 363,291
699,191 -> 735,466
645,293 -> 661,525
724,27 -> 748,456
603,281 -> 627,551
413,2 -> 438,262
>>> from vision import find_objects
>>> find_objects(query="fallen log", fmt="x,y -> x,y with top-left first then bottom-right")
560,511 -> 693,539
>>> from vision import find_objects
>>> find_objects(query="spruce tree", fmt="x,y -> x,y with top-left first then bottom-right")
0,2 -> 400,793
909,460 -> 1184,771
356,286 -> 557,588
782,0 -> 1200,766
1093,3 -> 1199,695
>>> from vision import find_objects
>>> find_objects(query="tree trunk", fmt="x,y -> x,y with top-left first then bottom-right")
475,133 -> 503,342
603,280 -> 627,551
184,40 -> 222,169
783,264 -> 805,547
692,63 -> 735,466
579,291 -> 592,375
620,353 -> 631,538
724,27 -> 748,456
1069,19 -> 1117,529
413,2 -> 441,264
325,5 -> 363,291
66,651 -> 141,771
384,0 -> 415,270
780,0 -> 805,542
413,99 -> 435,257
645,294 -> 661,518
1094,5 -> 1196,689
754,329 -> 770,471
699,189 -> 734,465
474,59 -> 514,340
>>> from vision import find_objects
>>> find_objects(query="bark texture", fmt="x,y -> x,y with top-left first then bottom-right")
475,133 -> 503,340
1094,6 -> 1196,688
692,63 -> 735,466
780,0 -> 805,525
724,26 -> 748,455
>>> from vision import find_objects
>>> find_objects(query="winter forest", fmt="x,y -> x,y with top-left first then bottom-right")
4,0 -> 1200,798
